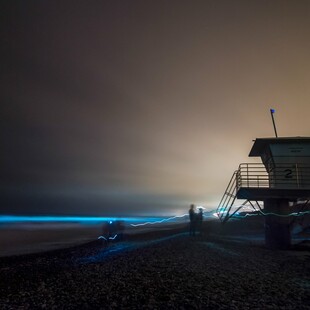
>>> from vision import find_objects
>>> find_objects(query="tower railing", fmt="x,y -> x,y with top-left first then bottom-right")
236,163 -> 310,190
236,163 -> 269,189
217,162 -> 310,223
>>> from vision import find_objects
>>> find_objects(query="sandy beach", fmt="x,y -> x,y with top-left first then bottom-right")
0,218 -> 309,309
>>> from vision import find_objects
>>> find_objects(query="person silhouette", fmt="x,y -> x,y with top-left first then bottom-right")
189,204 -> 196,236
197,208 -> 203,235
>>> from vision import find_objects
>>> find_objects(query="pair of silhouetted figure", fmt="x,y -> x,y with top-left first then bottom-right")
189,204 -> 203,236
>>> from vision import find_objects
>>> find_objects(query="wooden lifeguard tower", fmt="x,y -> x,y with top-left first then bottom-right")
217,136 -> 310,249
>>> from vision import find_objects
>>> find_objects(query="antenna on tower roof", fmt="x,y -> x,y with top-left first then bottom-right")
270,108 -> 278,138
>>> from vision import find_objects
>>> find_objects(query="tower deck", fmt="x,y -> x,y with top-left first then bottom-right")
236,162 -> 310,201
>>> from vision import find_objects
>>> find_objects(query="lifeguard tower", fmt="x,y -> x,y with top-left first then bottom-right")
217,136 -> 310,249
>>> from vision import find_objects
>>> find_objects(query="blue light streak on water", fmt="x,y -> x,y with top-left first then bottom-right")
2,209 -> 308,226
98,234 -> 118,241
233,210 -> 310,219
0,215 -> 164,224
130,214 -> 188,227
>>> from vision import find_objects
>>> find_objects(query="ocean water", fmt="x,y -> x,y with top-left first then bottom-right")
0,215 -> 187,257
0,222 -> 101,257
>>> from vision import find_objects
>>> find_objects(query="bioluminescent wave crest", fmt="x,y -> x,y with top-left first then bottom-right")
130,214 -> 188,227
98,234 -> 118,241
215,206 -> 310,219
233,210 -> 310,219
2,209 -> 309,226
0,215 -> 164,224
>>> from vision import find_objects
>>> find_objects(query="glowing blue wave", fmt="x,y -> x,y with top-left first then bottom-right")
233,210 -> 310,219
0,215 -> 163,224
2,209 -> 308,229
130,214 -> 188,227
95,214 -> 188,241
98,234 -> 118,241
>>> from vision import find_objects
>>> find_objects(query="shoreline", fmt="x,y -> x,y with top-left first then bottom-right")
1,217 -> 309,259
0,222 -> 188,258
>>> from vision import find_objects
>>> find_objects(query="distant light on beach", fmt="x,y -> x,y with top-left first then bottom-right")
196,205 -> 206,210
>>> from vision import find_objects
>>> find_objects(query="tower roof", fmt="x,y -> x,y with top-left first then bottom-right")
249,137 -> 310,157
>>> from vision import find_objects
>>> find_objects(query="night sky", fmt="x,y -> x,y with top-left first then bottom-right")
1,1 -> 310,216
